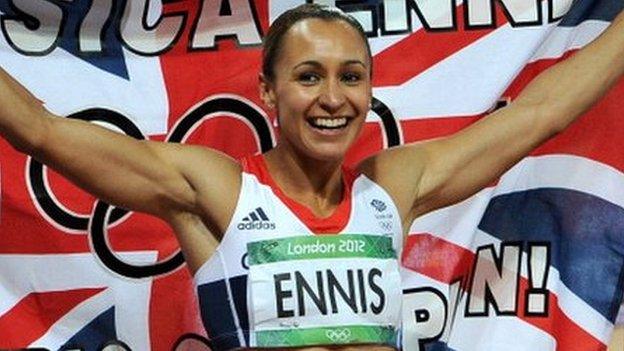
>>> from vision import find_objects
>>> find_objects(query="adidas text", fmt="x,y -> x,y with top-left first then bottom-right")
237,221 -> 276,230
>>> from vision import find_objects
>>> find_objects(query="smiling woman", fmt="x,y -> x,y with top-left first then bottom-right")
260,17 -> 371,170
0,3 -> 624,351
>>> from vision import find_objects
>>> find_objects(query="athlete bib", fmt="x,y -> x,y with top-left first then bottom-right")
247,234 -> 402,348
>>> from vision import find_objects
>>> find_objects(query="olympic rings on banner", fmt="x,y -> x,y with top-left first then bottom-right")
27,109 -> 145,233
90,95 -> 274,278
27,95 -> 400,279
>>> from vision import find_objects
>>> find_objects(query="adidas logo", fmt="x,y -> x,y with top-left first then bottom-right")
237,207 -> 276,230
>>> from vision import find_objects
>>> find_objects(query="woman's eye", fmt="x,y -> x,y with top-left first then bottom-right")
342,73 -> 361,84
298,73 -> 320,84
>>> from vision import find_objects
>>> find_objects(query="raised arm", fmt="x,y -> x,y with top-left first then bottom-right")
362,10 -> 624,223
0,68 -> 240,231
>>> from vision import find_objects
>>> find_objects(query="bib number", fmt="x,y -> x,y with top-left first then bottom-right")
247,234 -> 401,347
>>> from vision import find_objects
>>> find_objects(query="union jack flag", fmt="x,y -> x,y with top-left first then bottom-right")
0,0 -> 622,350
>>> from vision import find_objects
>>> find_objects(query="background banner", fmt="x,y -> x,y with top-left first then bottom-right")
0,0 -> 622,350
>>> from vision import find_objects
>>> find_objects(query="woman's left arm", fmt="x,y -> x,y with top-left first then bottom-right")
361,10 -> 624,222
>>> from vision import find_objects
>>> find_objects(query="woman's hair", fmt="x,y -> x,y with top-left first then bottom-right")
262,3 -> 372,81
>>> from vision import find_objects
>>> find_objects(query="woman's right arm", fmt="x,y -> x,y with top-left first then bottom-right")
0,68 -> 241,226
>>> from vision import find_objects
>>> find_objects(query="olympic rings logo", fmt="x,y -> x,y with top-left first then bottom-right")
25,95 -> 402,279
325,328 -> 352,343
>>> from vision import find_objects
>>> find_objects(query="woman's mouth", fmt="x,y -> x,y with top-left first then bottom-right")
307,117 -> 349,130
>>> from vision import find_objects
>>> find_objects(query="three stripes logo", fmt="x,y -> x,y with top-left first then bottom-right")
237,207 -> 276,230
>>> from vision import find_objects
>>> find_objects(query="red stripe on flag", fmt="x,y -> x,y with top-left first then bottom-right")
401,116 -> 479,143
517,279 -> 607,351
402,232 -> 475,282
0,288 -> 105,348
402,234 -> 606,351
148,263 -> 205,351
373,3 -> 510,87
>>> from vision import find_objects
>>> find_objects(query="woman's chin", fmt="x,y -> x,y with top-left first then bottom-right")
302,144 -> 351,163
301,133 -> 360,163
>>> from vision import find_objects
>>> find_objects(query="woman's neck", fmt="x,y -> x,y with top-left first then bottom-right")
263,144 -> 345,217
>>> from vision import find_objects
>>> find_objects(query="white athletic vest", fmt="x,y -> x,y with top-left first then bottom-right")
194,154 -> 403,350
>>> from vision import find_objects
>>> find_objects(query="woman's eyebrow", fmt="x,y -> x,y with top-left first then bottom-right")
344,60 -> 367,68
293,60 -> 367,70
293,60 -> 323,70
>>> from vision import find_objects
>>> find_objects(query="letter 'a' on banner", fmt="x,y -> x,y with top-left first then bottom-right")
0,0 -> 623,350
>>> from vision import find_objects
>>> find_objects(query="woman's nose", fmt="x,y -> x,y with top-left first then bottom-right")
318,79 -> 346,112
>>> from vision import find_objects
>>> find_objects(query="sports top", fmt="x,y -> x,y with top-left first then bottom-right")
194,154 -> 403,350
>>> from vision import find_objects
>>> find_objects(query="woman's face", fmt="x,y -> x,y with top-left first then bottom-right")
261,18 -> 372,162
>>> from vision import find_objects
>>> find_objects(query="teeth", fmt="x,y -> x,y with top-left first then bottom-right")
311,117 -> 348,128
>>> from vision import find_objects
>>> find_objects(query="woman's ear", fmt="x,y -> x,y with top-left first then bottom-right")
259,73 -> 276,109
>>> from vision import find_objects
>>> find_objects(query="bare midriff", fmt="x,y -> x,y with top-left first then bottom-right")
240,345 -> 396,351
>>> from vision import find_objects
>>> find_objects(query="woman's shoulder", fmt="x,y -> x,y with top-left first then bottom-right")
355,146 -> 427,222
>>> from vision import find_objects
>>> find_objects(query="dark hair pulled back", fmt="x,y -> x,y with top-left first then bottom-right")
262,4 -> 372,81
